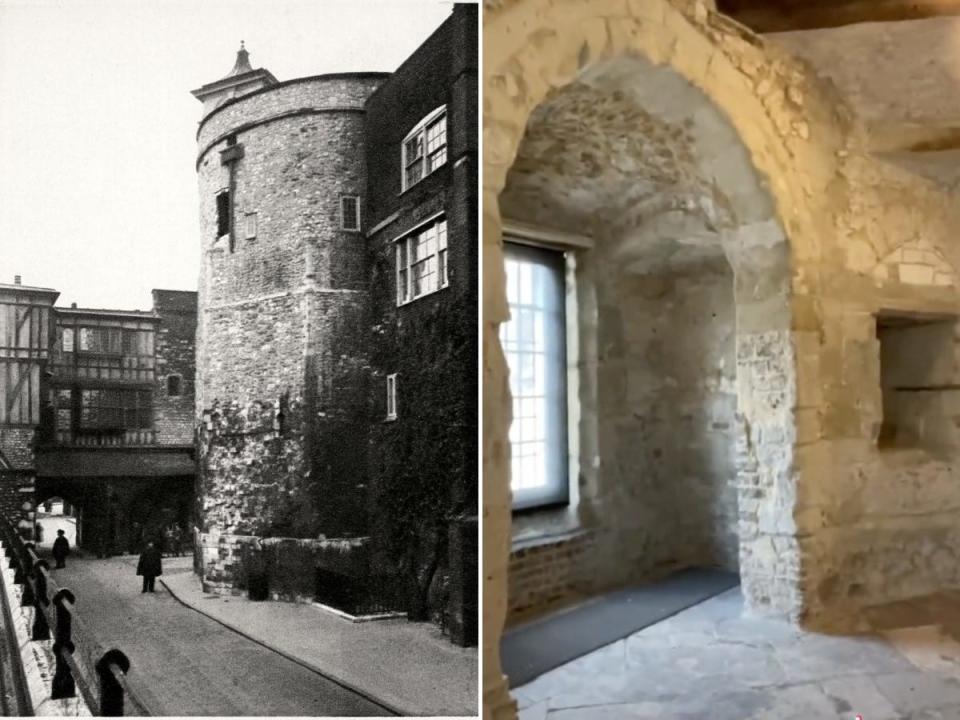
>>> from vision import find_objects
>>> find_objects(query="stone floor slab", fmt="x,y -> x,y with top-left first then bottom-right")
512,587 -> 960,720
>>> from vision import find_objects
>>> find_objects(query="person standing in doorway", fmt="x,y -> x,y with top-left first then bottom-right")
172,524 -> 183,557
52,529 -> 70,569
136,541 -> 162,593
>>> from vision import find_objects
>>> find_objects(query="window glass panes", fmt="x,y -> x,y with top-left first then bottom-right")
500,242 -> 569,510
396,218 -> 449,304
402,107 -> 447,190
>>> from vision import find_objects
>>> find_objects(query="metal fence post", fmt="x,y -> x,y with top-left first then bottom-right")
95,649 -> 130,717
31,560 -> 50,641
51,588 -> 78,699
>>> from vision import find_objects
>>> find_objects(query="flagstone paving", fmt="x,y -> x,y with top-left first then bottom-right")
513,587 -> 960,720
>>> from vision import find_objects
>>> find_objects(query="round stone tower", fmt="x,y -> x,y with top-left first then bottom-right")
191,45 -> 388,587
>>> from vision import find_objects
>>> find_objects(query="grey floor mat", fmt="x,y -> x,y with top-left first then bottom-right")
502,567 -> 739,688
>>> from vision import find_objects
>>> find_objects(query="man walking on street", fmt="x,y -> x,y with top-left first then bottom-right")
137,541 -> 162,593
52,529 -> 70,569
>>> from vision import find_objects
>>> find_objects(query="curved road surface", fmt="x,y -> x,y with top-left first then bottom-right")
49,554 -> 391,716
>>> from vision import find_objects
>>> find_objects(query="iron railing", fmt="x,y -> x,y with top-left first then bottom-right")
0,518 -> 151,716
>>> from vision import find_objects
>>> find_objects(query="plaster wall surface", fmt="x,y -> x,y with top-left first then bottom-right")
769,17 -> 960,147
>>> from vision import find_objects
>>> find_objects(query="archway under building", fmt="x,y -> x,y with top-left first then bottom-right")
486,22 -> 800,704
35,495 -> 78,548
35,476 -> 194,558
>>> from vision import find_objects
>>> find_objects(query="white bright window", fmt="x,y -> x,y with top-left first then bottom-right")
501,242 -> 569,511
402,106 -> 447,191
245,212 -> 257,240
396,217 -> 449,305
386,373 -> 397,420
341,196 -> 361,231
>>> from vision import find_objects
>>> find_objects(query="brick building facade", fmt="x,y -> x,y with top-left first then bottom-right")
191,5 -> 477,645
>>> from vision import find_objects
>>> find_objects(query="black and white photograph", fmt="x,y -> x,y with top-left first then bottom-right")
0,1 -> 478,716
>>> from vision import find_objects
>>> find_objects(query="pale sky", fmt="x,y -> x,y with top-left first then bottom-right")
0,0 -> 458,310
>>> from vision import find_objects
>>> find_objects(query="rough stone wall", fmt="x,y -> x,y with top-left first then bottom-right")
196,77 -> 380,546
481,1 -> 855,716
153,290 -> 197,446
196,528 -> 370,599
770,17 -> 960,146
485,16 -> 960,720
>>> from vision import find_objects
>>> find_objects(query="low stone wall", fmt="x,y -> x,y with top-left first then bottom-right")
196,529 -> 371,602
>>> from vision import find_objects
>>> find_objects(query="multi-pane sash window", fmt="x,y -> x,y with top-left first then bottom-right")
396,217 -> 449,305
79,388 -> 152,430
501,242 -> 569,510
401,106 -> 447,191
79,327 -> 122,354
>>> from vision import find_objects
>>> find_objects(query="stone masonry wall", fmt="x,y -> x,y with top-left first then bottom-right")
196,77 -> 380,547
196,528 -> 370,599
153,290 -> 197,445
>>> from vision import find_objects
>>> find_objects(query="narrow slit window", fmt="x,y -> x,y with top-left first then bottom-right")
216,190 -> 230,239
386,373 -> 397,420
341,196 -> 361,231
245,212 -> 257,240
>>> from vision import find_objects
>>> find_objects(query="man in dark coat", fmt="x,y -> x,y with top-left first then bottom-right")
136,541 -> 163,593
52,529 -> 70,569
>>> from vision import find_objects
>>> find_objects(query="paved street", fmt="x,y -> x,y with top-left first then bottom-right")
46,553 -> 392,716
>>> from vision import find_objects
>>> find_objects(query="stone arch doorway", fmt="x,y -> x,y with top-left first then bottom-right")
482,2 -> 818,714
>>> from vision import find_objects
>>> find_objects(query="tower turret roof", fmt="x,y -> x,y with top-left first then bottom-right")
226,41 -> 254,78
191,42 -> 278,109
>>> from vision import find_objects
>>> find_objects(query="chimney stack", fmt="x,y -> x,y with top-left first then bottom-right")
71,302 -> 77,309
13,275 -> 21,285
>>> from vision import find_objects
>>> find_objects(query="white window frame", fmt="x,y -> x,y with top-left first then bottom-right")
395,215 -> 449,306
386,373 -> 397,421
340,195 -> 361,231
502,241 -> 570,511
401,105 -> 447,192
